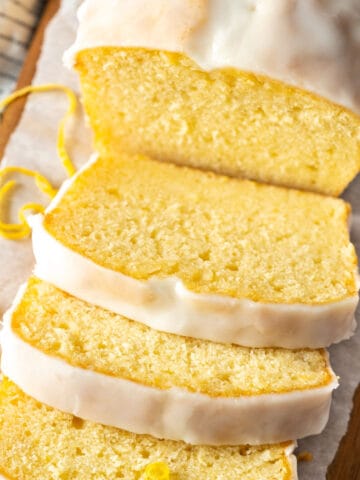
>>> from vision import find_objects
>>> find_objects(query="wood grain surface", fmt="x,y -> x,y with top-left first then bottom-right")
0,1 -> 359,478
0,0 -> 60,159
328,384 -> 360,479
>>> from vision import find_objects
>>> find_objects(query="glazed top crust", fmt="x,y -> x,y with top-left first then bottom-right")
67,0 -> 360,113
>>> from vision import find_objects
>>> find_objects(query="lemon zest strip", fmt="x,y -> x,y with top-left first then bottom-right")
0,83 -> 78,239
0,83 -> 77,177
0,180 -> 19,232
0,201 -> 45,240
144,462 -> 170,480
0,168 -> 54,239
0,166 -> 58,198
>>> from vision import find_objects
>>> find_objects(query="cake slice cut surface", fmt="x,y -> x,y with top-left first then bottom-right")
31,153 -> 358,348
73,43 -> 360,196
1,278 -> 337,446
0,378 -> 297,480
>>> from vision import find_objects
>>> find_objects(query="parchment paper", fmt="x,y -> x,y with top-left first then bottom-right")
0,1 -> 359,478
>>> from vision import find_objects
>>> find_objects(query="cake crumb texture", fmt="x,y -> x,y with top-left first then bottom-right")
44,153 -> 358,305
76,47 -> 360,196
0,378 -> 295,480
12,278 -> 333,397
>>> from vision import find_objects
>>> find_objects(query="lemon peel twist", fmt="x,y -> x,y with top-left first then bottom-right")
0,84 -> 77,177
0,84 -> 78,239
144,462 -> 170,480
0,167 -> 57,239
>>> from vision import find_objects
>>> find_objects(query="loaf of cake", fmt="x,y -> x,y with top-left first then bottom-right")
30,153 -> 358,349
1,277 -> 337,446
66,0 -> 360,196
0,378 -> 298,480
3,3 -> 360,479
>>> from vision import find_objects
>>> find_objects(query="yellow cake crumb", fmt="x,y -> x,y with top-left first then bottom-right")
0,378 -> 296,480
43,153 -> 358,306
75,47 -> 360,196
11,278 -> 334,398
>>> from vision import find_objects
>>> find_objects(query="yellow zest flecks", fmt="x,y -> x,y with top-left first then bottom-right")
297,451 -> 314,462
144,462 -> 170,480
0,84 -> 78,239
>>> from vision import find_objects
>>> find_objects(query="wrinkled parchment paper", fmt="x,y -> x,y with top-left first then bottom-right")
0,1 -> 359,478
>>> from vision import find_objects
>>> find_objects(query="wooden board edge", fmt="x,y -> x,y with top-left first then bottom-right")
327,384 -> 360,478
0,0 -> 61,160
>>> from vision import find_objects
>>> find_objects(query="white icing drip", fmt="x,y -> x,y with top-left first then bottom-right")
65,0 -> 360,113
0,306 -> 337,446
27,154 -> 359,348
29,212 -> 358,349
289,450 -> 299,480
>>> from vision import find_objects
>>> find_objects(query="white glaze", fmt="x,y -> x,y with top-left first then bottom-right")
286,447 -> 299,480
65,0 -> 360,114
30,211 -> 358,349
0,302 -> 336,446
28,154 -> 359,349
289,450 -> 299,480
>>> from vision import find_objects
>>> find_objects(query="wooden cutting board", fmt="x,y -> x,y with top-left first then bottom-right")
0,0 -> 60,159
0,1 -> 359,478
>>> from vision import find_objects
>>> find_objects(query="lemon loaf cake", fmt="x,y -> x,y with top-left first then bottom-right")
1,277 -> 337,446
0,379 -> 298,480
66,0 -> 360,196
30,153 -> 358,349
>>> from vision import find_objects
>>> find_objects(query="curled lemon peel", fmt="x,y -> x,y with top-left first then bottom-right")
0,83 -> 77,177
144,462 -> 170,480
0,166 -> 58,198
0,168 -> 55,240
0,84 -> 78,239
0,200 -> 45,240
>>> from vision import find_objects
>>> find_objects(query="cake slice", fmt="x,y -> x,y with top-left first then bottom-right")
1,277 -> 337,446
0,378 -> 297,480
66,0 -> 360,196
30,153 -> 358,349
